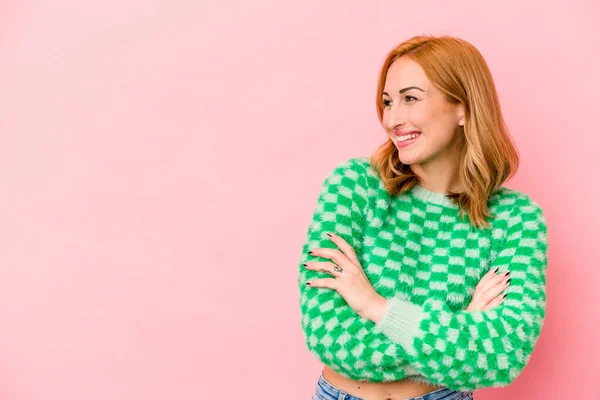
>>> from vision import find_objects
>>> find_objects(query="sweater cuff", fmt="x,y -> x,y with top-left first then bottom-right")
374,298 -> 425,354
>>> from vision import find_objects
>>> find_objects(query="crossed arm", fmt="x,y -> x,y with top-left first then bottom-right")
298,159 -> 548,390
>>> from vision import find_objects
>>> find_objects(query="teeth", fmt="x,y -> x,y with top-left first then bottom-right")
398,133 -> 420,142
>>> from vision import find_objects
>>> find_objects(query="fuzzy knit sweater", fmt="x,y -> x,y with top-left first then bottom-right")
297,157 -> 548,391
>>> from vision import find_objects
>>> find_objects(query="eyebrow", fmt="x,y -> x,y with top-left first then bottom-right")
382,86 -> 426,96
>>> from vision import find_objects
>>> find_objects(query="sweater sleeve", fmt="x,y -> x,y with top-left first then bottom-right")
298,158 -> 414,380
374,196 -> 549,390
298,158 -> 368,365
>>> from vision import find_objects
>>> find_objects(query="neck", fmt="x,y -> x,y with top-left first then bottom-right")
410,163 -> 463,194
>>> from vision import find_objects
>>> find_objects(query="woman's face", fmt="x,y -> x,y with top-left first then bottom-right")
382,57 -> 465,169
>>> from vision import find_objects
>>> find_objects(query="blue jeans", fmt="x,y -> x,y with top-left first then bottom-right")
312,374 -> 474,400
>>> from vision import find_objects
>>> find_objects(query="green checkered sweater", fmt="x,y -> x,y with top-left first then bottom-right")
298,157 -> 548,391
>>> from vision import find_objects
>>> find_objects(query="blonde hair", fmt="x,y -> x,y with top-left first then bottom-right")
371,35 -> 519,229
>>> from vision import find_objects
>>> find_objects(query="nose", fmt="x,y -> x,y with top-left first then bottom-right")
385,102 -> 407,132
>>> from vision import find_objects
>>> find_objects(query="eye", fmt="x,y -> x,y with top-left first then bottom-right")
404,95 -> 418,103
382,99 -> 392,107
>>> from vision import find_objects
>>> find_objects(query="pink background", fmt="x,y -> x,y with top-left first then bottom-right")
0,1 -> 598,399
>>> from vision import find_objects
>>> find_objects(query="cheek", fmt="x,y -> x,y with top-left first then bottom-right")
415,105 -> 451,132
406,107 -> 428,128
427,121 -> 460,147
382,106 -> 393,118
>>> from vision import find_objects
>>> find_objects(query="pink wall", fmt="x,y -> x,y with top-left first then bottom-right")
0,1 -> 598,399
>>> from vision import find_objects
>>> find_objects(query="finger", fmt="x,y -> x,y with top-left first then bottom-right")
477,269 -> 509,294
466,294 -> 489,312
326,232 -> 360,265
469,269 -> 499,308
473,267 -> 498,292
308,247 -> 348,267
482,292 -> 507,311
306,277 -> 338,289
310,248 -> 362,272
482,274 -> 510,298
470,280 -> 509,312
303,261 -> 343,277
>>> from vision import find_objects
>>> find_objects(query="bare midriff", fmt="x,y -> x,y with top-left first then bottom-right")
322,366 -> 442,400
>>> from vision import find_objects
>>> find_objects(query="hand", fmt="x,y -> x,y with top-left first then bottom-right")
465,267 -> 511,312
304,232 -> 387,322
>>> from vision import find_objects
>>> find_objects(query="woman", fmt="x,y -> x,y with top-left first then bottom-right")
298,35 -> 548,400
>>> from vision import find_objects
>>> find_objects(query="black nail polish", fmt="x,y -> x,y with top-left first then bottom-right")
507,278 -> 511,284
506,271 -> 510,276
306,282 -> 311,286
303,263 -> 307,267
326,232 -> 332,237
503,293 -> 507,298
308,251 -> 313,255
494,267 -> 499,274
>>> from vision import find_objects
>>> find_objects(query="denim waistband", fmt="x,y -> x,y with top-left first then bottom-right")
315,374 -> 473,400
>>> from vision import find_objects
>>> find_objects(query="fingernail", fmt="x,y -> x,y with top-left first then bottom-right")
326,232 -> 332,237
507,278 -> 511,284
303,263 -> 307,267
306,282 -> 311,286
506,271 -> 510,276
503,293 -> 507,298
494,267 -> 499,274
308,250 -> 314,255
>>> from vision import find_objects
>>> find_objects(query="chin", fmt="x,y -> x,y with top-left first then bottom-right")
396,153 -> 420,166
396,146 -> 430,165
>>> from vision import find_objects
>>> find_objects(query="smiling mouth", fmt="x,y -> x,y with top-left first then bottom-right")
394,133 -> 421,148
396,132 -> 421,142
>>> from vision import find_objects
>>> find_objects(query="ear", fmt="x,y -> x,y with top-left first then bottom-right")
457,104 -> 465,127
